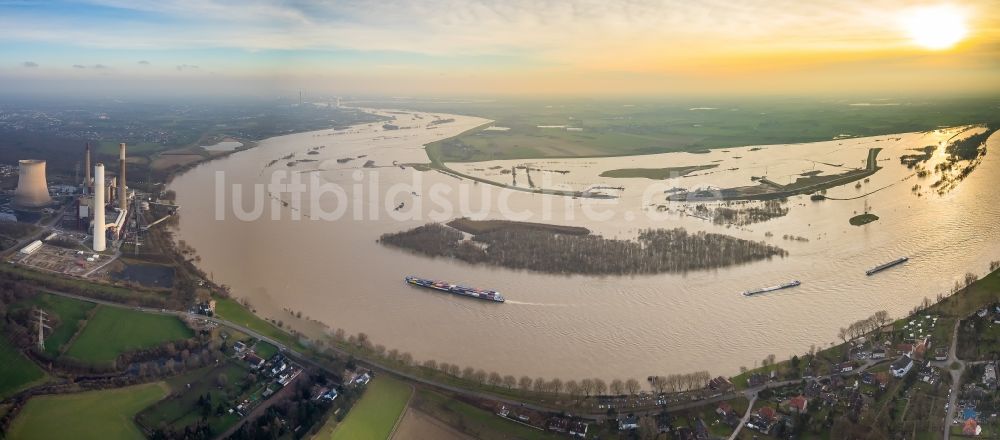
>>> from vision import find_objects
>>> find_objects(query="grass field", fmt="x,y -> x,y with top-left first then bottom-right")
253,341 -> 279,359
64,306 -> 193,365
136,361 -> 247,434
417,98 -> 1000,163
14,293 -> 95,356
0,336 -> 46,399
0,264 -> 170,307
409,388 -> 561,440
7,382 -> 168,440
330,375 -> 412,440
214,296 -> 306,351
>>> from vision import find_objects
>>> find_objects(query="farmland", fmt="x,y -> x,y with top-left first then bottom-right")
408,388 -> 561,440
6,382 -> 168,440
136,361 -> 249,435
330,376 -> 412,440
0,336 -> 46,399
64,306 -> 193,365
416,98 -> 1000,163
13,292 -> 95,356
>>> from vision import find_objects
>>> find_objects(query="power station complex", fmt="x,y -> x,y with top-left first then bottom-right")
78,143 -> 131,252
12,142 -> 133,253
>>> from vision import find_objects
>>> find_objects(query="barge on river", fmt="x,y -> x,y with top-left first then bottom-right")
741,280 -> 801,297
866,257 -> 908,276
405,276 -> 505,303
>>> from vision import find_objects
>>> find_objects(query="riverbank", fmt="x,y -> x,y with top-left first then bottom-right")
167,114 -> 1000,382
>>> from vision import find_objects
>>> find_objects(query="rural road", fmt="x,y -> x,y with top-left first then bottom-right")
36,288 -> 783,419
34,287 -> 897,426
727,392 -> 757,440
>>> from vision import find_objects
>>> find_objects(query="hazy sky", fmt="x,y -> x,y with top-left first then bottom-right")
1,0 -> 998,97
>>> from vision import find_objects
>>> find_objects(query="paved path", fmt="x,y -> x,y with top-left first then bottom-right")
727,392 -> 757,440
936,320 -> 964,440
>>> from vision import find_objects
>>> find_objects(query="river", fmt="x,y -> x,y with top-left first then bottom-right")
169,109 -> 1000,382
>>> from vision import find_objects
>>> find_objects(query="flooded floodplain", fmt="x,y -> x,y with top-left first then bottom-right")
169,110 -> 1000,381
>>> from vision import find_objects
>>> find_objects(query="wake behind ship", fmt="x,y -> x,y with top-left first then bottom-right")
405,276 -> 505,302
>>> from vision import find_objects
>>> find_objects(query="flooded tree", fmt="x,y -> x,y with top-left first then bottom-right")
380,222 -> 786,275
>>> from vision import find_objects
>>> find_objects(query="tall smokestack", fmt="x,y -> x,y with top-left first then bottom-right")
118,142 -> 127,208
84,143 -> 91,194
93,163 -> 106,252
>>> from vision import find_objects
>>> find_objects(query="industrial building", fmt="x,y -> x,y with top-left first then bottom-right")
13,160 -> 53,208
19,240 -> 43,255
83,143 -> 131,252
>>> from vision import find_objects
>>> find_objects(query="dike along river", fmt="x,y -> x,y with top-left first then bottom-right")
169,109 -> 1000,382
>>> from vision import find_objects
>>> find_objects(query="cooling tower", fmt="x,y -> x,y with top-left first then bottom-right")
118,143 -> 127,208
13,160 -> 53,208
93,163 -> 106,252
84,143 -> 92,194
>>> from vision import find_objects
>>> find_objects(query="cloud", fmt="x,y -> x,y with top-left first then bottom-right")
176,64 -> 199,71
92,64 -> 108,69
73,64 -> 86,68
22,61 -> 38,68
138,60 -> 150,64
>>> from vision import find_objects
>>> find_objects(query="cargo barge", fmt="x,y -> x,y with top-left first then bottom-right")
741,280 -> 801,297
405,276 -> 505,302
866,257 -> 908,276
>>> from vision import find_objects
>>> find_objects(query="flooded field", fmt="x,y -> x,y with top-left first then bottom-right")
169,110 -> 1000,382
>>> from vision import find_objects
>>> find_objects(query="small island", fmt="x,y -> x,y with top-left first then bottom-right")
379,218 -> 787,275
849,213 -> 880,226
599,164 -> 717,179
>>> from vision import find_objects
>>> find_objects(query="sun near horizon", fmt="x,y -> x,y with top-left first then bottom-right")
900,4 -> 970,50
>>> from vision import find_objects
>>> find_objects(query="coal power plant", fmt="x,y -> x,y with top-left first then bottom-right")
13,160 -> 53,208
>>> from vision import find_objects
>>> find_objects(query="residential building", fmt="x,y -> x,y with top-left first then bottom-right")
891,355 -> 914,377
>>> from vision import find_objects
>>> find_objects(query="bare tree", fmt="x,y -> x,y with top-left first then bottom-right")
519,376 -> 533,391
462,367 -> 475,380
610,379 -> 625,395
625,378 -> 640,395
448,364 -> 460,377
594,378 -> 607,395
533,377 -> 547,393
549,378 -> 563,394
580,378 -> 595,396
565,380 -> 580,399
488,372 -> 503,387
503,375 -> 517,389
474,369 -> 488,385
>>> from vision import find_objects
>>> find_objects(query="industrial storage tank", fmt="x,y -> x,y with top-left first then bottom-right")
13,160 -> 53,208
